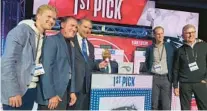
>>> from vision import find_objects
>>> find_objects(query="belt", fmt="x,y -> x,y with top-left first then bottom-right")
152,73 -> 168,77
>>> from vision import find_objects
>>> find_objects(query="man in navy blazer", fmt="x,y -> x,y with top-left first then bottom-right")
73,18 -> 107,110
96,49 -> 118,74
145,26 -> 175,110
36,17 -> 78,110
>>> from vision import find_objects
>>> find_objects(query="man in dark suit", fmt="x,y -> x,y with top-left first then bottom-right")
145,26 -> 175,110
73,18 -> 107,110
36,16 -> 78,110
96,49 -> 118,74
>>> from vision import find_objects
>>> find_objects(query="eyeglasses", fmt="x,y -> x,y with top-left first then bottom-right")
184,31 -> 196,35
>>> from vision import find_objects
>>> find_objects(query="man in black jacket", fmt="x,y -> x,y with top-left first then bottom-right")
173,24 -> 207,110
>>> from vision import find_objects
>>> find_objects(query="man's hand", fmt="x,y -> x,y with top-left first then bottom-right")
69,93 -> 77,106
9,95 -> 22,107
174,88 -> 179,96
99,61 -> 108,69
201,80 -> 207,83
48,95 -> 62,110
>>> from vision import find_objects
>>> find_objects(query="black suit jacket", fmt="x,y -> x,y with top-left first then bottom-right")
73,36 -> 98,93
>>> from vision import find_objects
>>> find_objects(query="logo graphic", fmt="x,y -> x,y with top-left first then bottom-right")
121,66 -> 131,72
112,104 -> 138,110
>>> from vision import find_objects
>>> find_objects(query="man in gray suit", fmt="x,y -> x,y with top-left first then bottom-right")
36,16 -> 78,110
1,5 -> 57,110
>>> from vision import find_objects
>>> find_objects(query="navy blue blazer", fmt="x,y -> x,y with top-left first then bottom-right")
145,42 -> 175,82
36,33 -> 76,105
96,59 -> 118,74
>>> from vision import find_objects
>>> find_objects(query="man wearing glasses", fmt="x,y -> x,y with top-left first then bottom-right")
173,24 -> 207,110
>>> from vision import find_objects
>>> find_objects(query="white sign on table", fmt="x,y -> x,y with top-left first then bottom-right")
90,74 -> 153,110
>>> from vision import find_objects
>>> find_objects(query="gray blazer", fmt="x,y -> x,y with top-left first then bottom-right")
36,33 -> 76,105
1,24 -> 36,105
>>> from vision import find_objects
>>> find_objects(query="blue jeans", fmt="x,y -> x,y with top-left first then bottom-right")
3,88 -> 36,110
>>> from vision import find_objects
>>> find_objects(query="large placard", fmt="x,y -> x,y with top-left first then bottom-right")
90,74 -> 153,110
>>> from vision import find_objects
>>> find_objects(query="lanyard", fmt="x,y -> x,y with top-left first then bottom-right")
184,47 -> 197,63
158,45 -> 164,62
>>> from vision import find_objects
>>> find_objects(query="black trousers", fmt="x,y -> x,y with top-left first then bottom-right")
71,92 -> 90,110
179,82 -> 207,110
71,78 -> 90,110
152,74 -> 172,110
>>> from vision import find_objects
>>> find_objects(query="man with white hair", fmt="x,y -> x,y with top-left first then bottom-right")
173,24 -> 207,110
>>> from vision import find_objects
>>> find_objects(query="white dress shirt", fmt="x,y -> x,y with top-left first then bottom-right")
77,33 -> 89,56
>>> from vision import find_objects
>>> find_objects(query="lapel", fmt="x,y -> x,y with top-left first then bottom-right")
28,31 -> 36,61
74,36 -> 83,56
58,33 -> 70,62
150,44 -> 154,62
164,43 -> 170,63
39,36 -> 46,63
87,39 -> 92,59
71,41 -> 75,65
74,36 -> 89,62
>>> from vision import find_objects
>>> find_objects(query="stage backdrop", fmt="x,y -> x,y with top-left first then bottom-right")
33,0 -> 155,25
45,31 -> 152,62
88,35 -> 152,62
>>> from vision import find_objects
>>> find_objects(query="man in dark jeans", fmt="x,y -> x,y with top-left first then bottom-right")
145,26 -> 175,110
173,24 -> 207,110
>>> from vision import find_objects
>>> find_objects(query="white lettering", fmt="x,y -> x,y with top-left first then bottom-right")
87,0 -> 90,10
94,0 -> 102,17
106,0 -> 113,18
102,0 -> 106,18
114,0 -> 122,19
74,0 -> 79,15
80,0 -> 86,9
132,41 -> 149,46
94,0 -> 122,19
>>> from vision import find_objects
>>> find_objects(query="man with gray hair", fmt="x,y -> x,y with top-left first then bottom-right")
173,24 -> 207,110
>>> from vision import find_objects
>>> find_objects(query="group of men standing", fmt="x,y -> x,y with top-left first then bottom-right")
146,25 -> 207,110
1,4 -> 207,111
1,4 -> 107,110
